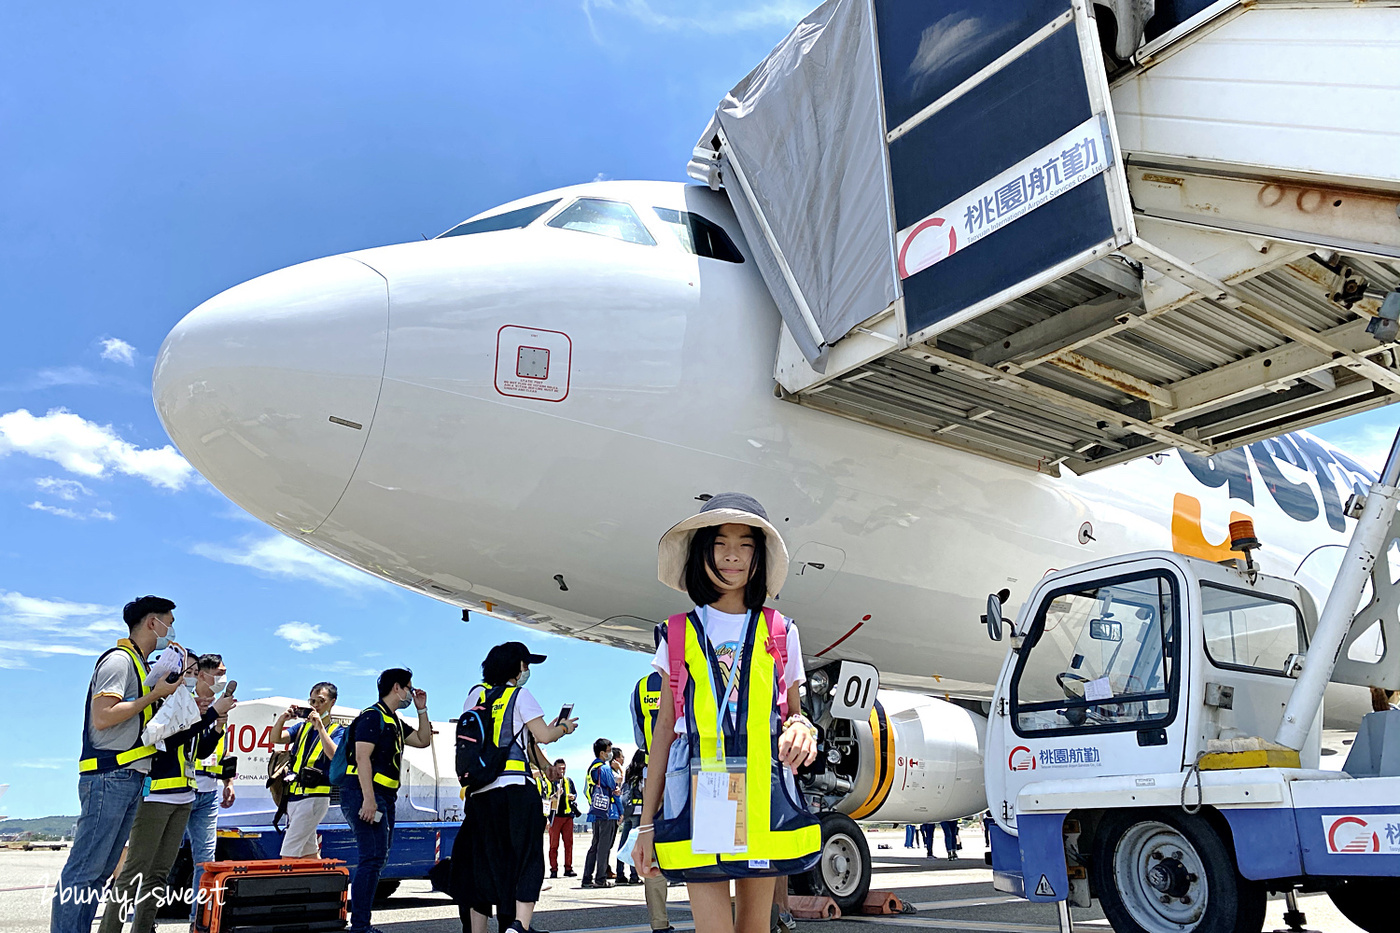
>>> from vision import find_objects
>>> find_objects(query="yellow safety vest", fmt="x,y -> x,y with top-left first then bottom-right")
79,642 -> 158,774
195,731 -> 229,780
633,672 -> 661,753
148,740 -> 197,793
654,608 -> 820,873
346,703 -> 405,790
288,720 -> 334,797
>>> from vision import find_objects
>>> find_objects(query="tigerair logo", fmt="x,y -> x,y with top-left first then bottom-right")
1008,746 -> 1036,771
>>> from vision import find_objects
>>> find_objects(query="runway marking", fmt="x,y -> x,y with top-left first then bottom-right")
908,896 -> 1023,910
848,918 -> 1059,933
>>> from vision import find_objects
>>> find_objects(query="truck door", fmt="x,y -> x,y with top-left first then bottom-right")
1199,583 -> 1319,766
994,560 -> 1188,829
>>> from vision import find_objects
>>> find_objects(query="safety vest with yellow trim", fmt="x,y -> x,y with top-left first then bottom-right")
631,671 -> 661,753
486,683 -> 529,778
555,776 -> 580,817
287,719 -> 341,797
653,608 -> 820,876
346,702 -> 408,790
148,708 -> 220,796
79,642 -> 158,774
195,729 -> 231,781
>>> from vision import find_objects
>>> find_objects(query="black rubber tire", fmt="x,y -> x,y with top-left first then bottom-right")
374,879 -> 401,903
790,813 -> 871,913
1327,877 -> 1388,933
1090,809 -> 1265,933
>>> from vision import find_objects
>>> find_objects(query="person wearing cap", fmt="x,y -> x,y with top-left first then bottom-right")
633,492 -> 820,933
341,668 -> 433,933
451,642 -> 577,933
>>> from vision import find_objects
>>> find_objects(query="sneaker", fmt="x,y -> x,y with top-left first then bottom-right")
563,869 -> 577,877
508,922 -> 528,933
580,881 -> 597,889
550,870 -> 558,879
776,910 -> 796,933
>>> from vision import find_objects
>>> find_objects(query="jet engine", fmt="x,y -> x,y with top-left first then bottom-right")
804,688 -> 988,824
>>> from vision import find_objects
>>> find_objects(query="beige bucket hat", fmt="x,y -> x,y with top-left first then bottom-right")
657,492 -> 790,597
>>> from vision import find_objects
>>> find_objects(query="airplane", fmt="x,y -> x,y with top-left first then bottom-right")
152,178 -> 1389,905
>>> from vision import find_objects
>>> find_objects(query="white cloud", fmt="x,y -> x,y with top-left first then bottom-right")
320,659 -> 379,677
192,534 -> 383,590
581,0 -> 807,36
99,338 -> 137,365
275,621 -> 339,653
27,500 -> 115,521
0,408 -> 194,490
35,477 -> 93,500
0,591 -> 125,670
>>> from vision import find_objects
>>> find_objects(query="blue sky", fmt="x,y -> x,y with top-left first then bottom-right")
1,2 -> 1397,819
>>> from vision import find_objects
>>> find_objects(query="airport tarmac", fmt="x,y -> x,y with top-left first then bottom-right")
0,829 -> 1364,933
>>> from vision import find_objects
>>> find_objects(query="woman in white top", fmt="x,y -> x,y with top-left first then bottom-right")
634,493 -> 819,933
451,642 -> 578,933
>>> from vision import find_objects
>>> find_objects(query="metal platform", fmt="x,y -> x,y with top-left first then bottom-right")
693,0 -> 1400,475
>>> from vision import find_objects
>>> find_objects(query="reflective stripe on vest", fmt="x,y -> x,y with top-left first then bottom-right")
195,731 -> 226,778
634,673 -> 660,753
78,643 -> 158,774
149,740 -> 196,792
488,684 -> 528,774
557,777 -> 579,816
288,721 -> 332,796
346,703 -> 404,789
653,608 -> 820,869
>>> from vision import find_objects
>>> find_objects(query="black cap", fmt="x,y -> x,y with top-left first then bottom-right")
485,641 -> 547,671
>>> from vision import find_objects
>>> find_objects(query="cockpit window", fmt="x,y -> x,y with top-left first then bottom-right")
438,199 -> 560,238
547,198 -> 655,246
652,207 -> 744,263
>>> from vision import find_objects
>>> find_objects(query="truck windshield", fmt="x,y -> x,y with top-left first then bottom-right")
1012,571 -> 1177,735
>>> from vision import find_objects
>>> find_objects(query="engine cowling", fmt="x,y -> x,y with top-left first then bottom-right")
814,690 -> 987,824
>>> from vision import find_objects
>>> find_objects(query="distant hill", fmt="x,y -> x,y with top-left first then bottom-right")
0,816 -> 78,838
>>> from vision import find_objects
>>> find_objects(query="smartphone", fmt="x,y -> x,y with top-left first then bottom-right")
292,706 -> 312,719
222,680 -> 238,698
555,703 -> 574,725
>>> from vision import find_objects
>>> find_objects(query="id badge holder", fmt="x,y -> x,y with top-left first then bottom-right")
689,757 -> 748,854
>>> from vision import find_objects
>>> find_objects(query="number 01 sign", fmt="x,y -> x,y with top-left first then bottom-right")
829,661 -> 879,720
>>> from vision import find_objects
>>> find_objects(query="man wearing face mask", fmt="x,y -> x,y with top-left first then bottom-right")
186,654 -> 236,919
341,669 -> 433,933
52,596 -> 184,933
99,648 -> 234,933
273,681 -> 344,858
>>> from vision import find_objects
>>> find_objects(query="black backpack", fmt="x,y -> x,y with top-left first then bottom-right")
456,684 -> 516,792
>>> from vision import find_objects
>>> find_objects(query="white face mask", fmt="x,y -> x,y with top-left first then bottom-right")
516,668 -> 531,687
212,676 -> 228,692
184,676 -> 198,689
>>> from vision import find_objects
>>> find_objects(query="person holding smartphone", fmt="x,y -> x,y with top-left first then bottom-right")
451,642 -> 577,933
272,682 -> 344,857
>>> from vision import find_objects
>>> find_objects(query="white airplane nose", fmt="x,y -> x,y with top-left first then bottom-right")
153,255 -> 389,534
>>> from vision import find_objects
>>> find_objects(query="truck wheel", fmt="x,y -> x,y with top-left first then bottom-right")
1090,809 -> 1264,933
1328,877 -> 1387,932
374,879 -> 401,903
791,813 -> 871,913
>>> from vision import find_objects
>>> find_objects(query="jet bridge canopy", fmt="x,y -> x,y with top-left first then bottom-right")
690,0 -> 1400,474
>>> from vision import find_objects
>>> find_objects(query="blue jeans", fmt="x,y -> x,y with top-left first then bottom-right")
50,768 -> 146,933
339,780 -> 395,932
185,790 -> 220,920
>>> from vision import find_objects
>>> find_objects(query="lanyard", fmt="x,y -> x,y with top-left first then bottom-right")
701,606 -> 749,762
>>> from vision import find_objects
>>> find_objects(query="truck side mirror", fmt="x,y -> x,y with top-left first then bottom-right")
986,593 -> 1004,641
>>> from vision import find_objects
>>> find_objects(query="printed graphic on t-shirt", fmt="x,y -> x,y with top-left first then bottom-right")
715,640 -> 742,718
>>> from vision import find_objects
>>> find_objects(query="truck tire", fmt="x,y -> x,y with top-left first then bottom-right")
790,813 -> 871,913
374,879 -> 401,902
1090,809 -> 1265,933
1327,877 -> 1387,932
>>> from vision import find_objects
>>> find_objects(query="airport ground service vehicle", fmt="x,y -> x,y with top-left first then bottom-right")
984,431 -> 1400,933
152,0 -> 1400,916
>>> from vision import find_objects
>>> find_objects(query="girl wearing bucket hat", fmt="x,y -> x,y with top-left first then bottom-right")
633,493 -> 820,933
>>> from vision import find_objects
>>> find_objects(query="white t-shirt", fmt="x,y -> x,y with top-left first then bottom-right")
650,607 -> 805,735
463,684 -> 545,794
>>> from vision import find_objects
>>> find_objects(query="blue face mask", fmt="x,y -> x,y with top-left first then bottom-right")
516,668 -> 531,687
154,623 -> 175,652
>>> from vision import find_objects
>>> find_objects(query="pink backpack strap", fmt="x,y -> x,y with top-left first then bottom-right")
762,608 -> 790,720
666,613 -> 690,726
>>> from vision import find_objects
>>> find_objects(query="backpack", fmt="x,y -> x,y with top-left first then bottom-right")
328,729 -> 351,785
265,749 -> 293,829
455,683 -> 517,792
667,607 -> 789,726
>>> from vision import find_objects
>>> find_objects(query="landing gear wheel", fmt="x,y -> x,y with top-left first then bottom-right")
1327,876 -> 1387,932
791,812 -> 870,913
1090,809 -> 1264,933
